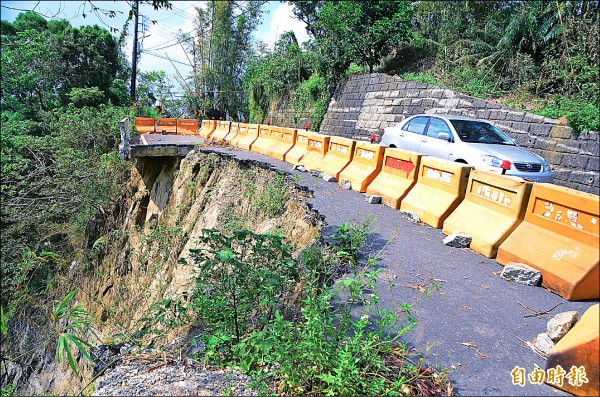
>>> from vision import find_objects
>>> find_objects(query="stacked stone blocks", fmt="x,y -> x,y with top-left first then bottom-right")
319,73 -> 599,194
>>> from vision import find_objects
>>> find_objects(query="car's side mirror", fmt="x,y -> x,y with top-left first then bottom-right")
437,132 -> 451,141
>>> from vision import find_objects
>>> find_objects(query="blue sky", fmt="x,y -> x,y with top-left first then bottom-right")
1,1 -> 310,78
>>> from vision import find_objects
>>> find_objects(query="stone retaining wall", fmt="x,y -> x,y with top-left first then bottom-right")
319,73 -> 599,194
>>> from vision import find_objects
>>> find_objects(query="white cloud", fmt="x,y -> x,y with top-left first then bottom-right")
258,2 -> 310,49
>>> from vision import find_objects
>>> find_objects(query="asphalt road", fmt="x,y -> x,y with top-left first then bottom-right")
133,132 -> 205,146
199,145 -> 597,396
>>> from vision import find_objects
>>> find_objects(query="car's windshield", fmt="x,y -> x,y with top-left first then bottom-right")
450,120 -> 515,145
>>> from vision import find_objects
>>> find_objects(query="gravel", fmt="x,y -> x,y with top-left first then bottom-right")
93,359 -> 256,396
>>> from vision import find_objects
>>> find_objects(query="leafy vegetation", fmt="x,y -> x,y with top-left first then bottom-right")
399,1 -> 598,131
52,289 -> 95,376
179,0 -> 264,120
1,11 -> 132,379
140,223 -> 450,395
240,0 -> 598,132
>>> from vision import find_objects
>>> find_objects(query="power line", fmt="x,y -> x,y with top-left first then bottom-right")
143,1 -> 260,52
141,49 -> 193,67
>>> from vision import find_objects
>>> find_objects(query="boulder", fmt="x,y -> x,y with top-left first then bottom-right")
322,173 -> 336,182
365,195 -> 382,204
401,211 -> 420,224
292,164 -> 306,172
443,231 -> 472,248
535,333 -> 555,354
547,311 -> 579,342
501,262 -> 542,286
338,178 -> 352,190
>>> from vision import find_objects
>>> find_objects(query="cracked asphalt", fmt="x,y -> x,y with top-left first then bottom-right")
200,144 -> 597,396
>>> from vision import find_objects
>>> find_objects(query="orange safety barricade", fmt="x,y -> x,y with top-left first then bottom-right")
134,117 -> 155,133
198,120 -> 211,136
269,127 -> 297,161
496,184 -> 599,300
177,119 -> 198,135
210,121 -> 232,142
224,122 -> 239,144
300,133 -> 330,171
229,123 -> 248,147
338,142 -> 385,192
199,120 -> 217,138
235,123 -> 260,150
317,137 -> 356,180
157,118 -> 177,134
400,157 -> 472,228
366,148 -> 423,209
252,125 -> 281,156
285,129 -> 311,165
545,303 -> 599,396
442,170 -> 533,258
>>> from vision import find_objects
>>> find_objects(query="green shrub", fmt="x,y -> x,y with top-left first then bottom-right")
145,221 -> 448,395
568,103 -> 600,134
251,171 -> 290,217
292,73 -> 332,129
329,219 -> 374,267
400,71 -> 438,85
181,229 -> 299,363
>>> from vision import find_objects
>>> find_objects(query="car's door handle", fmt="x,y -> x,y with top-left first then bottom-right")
421,138 -> 427,142
399,133 -> 404,137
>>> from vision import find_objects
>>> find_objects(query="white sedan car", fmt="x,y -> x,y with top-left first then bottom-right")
380,114 -> 554,183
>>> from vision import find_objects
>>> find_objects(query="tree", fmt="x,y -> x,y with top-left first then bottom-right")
185,0 -> 264,119
288,1 -> 413,80
1,12 -> 126,117
244,31 -> 310,122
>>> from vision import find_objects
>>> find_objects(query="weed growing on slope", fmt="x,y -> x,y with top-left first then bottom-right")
251,171 -> 290,217
141,220 -> 452,395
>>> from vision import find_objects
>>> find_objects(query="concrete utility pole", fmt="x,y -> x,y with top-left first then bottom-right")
130,0 -> 139,104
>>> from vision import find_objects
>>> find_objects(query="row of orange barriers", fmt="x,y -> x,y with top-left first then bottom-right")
147,118 -> 597,302
219,121 -> 598,397
194,119 -> 598,304
134,117 -> 199,135
150,117 -> 596,393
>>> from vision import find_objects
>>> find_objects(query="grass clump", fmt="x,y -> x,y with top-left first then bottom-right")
142,221 -> 452,395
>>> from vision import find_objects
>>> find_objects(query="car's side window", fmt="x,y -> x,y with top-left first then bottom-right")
426,118 -> 452,140
402,116 -> 429,135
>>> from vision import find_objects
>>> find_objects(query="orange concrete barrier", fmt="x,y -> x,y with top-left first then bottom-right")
229,122 -> 248,147
210,121 -> 232,142
234,123 -> 260,150
545,304 -> 599,396
285,129 -> 311,165
177,119 -> 198,135
269,127 -> 297,161
199,120 -> 217,138
400,157 -> 472,228
442,171 -> 533,258
157,118 -> 177,134
224,122 -> 239,144
300,133 -> 330,172
198,120 -> 211,136
317,137 -> 356,180
134,117 -> 155,133
496,184 -> 599,300
252,125 -> 281,156
338,142 -> 385,192
366,148 -> 423,209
